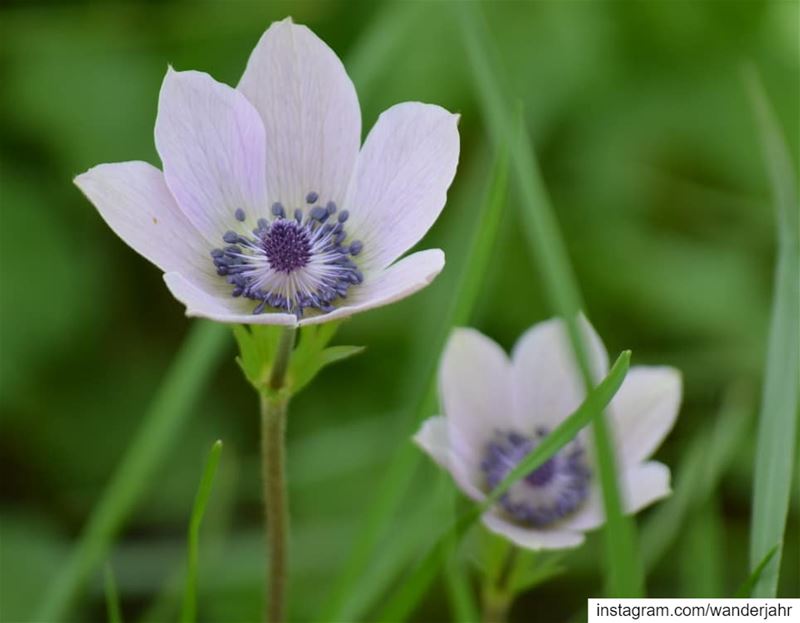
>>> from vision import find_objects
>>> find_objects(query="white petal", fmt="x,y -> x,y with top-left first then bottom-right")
75,161 -> 211,281
437,327 -> 513,457
610,367 -> 682,464
155,68 -> 267,240
511,315 -> 609,431
238,18 -> 360,209
413,416 -> 485,502
297,249 -> 444,326
345,102 -> 460,271
481,512 -> 585,551
163,272 -> 298,326
557,461 -> 671,532
622,461 -> 671,514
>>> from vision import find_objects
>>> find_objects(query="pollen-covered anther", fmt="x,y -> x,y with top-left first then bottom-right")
209,192 -> 364,317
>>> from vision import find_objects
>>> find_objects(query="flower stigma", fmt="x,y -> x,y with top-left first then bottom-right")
481,428 -> 591,527
210,191 -> 364,317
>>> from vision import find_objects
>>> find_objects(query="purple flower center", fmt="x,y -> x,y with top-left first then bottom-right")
263,220 -> 311,273
525,456 -> 556,487
210,191 -> 364,317
481,428 -> 591,527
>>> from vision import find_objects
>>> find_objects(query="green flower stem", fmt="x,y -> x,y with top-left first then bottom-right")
260,326 -> 296,623
481,547 -> 519,623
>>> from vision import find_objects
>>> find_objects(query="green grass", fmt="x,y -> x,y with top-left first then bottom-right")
737,545 -> 780,598
745,66 -> 800,598
181,440 -> 223,623
376,350 -> 631,622
103,564 -> 122,623
35,322 -> 230,622
456,2 -> 643,597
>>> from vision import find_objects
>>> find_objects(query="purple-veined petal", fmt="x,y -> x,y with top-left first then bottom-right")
481,512 -> 585,551
437,327 -> 513,457
238,18 -> 360,210
511,315 -> 609,431
610,366 -> 682,464
345,102 -> 460,271
155,68 -> 267,240
297,248 -> 444,326
164,272 -> 298,326
413,416 -> 485,502
75,161 -> 212,281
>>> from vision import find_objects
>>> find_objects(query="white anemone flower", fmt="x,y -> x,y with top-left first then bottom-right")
414,318 -> 682,550
75,18 -> 459,326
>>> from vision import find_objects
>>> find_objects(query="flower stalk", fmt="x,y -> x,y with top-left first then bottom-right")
481,545 -> 518,623
260,326 -> 296,623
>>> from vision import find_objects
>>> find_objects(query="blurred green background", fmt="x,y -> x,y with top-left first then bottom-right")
1,0 -> 798,621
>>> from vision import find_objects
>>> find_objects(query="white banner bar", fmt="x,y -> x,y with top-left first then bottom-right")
588,599 -> 799,622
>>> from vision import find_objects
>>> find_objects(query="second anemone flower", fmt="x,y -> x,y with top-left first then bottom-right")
415,317 -> 682,550
76,18 -> 460,326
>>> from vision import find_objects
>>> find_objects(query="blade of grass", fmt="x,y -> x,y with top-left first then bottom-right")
444,552 -> 478,623
36,321 -> 230,621
737,544 -> 780,598
319,140 -> 511,621
138,445 -> 239,623
679,499 -> 725,597
745,66 -> 800,598
181,440 -> 223,623
376,351 -> 631,622
456,2 -> 643,597
444,491 -> 480,623
104,564 -> 123,623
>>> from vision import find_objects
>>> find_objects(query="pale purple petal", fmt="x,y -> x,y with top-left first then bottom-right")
297,249 -> 444,326
75,161 -> 212,281
345,102 -> 460,271
610,367 -> 682,464
558,461 -> 671,532
511,315 -> 609,431
155,68 -> 267,239
413,416 -> 485,502
481,512 -> 585,551
238,18 -> 360,209
622,461 -> 671,514
438,328 -> 513,457
163,272 -> 298,326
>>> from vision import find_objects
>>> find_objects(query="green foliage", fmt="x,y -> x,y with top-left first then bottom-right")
737,545 -> 780,598
103,564 -> 122,623
35,322 -> 230,622
181,440 -> 223,623
232,325 -> 282,390
233,322 -> 364,397
745,67 -> 800,598
289,324 -> 365,396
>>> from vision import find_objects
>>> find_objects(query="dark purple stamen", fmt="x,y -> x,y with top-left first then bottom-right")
263,220 -> 311,273
481,428 -> 591,527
